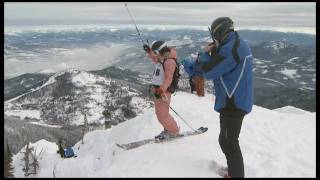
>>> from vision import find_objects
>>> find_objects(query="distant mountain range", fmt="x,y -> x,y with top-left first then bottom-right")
4,28 -> 315,113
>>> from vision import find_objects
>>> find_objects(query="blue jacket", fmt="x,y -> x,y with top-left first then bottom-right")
182,31 -> 253,113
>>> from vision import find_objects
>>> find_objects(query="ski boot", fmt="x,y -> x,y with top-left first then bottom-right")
155,129 -> 176,142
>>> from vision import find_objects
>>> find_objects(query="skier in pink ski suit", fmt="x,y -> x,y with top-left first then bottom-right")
143,41 -> 180,140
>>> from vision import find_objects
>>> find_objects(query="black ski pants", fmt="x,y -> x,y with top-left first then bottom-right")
219,108 -> 246,178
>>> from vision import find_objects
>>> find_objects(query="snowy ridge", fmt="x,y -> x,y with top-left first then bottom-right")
4,69 -> 79,104
273,106 -> 314,115
4,68 -> 150,125
4,24 -> 209,35
43,69 -> 81,86
12,92 -> 315,177
5,24 -> 316,35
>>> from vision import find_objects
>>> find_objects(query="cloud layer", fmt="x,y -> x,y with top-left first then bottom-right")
5,2 -> 316,30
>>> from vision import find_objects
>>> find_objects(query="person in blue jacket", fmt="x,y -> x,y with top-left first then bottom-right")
181,17 -> 253,178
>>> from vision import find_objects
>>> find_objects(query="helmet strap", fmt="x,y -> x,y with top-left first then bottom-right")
214,38 -> 220,48
220,32 -> 230,44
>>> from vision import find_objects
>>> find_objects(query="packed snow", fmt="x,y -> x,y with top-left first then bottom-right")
12,92 -> 316,177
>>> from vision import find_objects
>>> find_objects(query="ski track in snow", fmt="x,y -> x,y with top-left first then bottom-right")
12,92 -> 316,178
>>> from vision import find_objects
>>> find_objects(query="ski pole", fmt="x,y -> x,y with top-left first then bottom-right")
149,86 -> 196,131
208,26 -> 214,43
161,93 -> 196,131
124,3 -> 149,46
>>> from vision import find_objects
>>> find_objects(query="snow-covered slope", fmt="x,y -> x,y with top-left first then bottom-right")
12,92 -> 316,177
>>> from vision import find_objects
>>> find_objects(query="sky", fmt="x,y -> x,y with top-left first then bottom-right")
4,2 -> 316,34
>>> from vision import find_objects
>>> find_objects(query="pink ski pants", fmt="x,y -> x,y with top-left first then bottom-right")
154,92 -> 179,135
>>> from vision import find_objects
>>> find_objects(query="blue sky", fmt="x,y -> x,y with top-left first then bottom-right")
4,2 -> 316,34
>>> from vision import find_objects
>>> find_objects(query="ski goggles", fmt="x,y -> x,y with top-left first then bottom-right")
153,42 -> 167,55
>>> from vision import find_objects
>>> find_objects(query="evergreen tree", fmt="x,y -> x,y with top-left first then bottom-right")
103,109 -> 111,129
30,147 -> 42,175
21,142 -> 33,177
4,142 -> 14,177
81,112 -> 88,144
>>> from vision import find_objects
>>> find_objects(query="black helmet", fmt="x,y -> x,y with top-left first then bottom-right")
210,17 -> 234,42
151,40 -> 168,54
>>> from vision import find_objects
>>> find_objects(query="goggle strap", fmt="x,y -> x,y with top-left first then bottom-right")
157,42 -> 167,52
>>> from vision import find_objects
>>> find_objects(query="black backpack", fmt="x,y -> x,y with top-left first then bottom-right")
161,58 -> 181,93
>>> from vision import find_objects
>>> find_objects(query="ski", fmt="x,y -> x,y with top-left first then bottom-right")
116,126 -> 208,150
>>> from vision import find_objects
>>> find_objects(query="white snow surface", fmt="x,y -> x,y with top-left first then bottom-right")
12,92 -> 316,177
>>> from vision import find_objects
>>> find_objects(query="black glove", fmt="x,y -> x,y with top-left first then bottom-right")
143,44 -> 151,53
154,93 -> 161,99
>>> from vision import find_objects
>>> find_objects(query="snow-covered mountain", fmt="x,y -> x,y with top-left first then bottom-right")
4,67 -> 152,126
251,39 -> 315,61
4,27 -> 316,111
250,39 -> 315,112
12,92 -> 316,178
